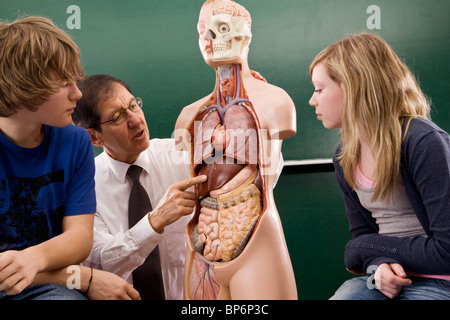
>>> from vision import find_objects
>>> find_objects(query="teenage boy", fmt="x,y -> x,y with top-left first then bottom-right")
0,16 -> 96,300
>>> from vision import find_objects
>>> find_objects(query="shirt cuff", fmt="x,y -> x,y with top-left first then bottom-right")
130,214 -> 163,251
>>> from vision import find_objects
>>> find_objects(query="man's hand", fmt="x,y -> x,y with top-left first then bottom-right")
149,175 -> 207,233
87,268 -> 140,300
374,263 -> 412,299
0,249 -> 39,295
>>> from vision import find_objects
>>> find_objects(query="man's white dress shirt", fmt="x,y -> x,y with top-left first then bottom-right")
83,138 -> 192,300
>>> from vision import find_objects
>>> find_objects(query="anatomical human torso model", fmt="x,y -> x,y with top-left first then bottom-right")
175,0 -> 297,299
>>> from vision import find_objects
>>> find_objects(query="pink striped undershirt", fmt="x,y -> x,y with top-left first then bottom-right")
355,165 -> 450,281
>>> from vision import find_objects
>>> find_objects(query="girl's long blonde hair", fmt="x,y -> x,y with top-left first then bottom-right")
310,33 -> 430,201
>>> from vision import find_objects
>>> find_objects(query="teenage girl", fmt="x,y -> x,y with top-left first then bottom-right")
309,33 -> 450,299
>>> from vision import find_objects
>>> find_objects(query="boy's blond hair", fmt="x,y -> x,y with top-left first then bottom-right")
0,16 -> 84,116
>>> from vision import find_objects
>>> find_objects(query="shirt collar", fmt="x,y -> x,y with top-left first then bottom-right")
103,149 -> 151,184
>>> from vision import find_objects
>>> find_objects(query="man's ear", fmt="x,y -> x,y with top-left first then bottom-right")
86,128 -> 104,147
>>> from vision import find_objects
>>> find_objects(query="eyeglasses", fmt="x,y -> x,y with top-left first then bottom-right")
99,97 -> 143,126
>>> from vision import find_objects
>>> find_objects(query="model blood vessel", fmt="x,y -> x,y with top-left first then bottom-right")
175,0 -> 297,300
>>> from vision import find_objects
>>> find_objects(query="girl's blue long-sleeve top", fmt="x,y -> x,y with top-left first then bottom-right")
334,118 -> 450,275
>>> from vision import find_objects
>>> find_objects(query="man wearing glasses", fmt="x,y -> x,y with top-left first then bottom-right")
71,74 -> 206,300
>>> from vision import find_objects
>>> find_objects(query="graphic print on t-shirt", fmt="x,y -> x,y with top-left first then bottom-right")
0,170 -> 65,252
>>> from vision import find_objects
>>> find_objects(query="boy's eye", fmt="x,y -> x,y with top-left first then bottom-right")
61,80 -> 75,87
314,89 -> 322,93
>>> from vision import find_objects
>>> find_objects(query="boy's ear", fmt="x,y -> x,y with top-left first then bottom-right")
86,128 -> 104,147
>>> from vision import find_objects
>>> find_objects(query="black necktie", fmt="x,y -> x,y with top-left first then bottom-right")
127,165 -> 165,300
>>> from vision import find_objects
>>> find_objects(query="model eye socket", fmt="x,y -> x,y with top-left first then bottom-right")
219,23 -> 230,33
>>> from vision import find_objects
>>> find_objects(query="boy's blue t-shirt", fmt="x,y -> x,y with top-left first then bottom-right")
0,124 -> 96,252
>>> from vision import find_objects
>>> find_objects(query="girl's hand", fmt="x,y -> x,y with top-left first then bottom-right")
374,263 -> 412,299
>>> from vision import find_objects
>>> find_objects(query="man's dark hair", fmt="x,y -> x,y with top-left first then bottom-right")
73,74 -> 132,132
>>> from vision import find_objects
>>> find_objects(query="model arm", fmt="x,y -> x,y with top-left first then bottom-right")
241,71 -> 296,141
174,97 -> 211,151
266,89 -> 297,140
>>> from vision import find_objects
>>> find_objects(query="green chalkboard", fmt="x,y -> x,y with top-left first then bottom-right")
275,167 -> 351,299
1,0 -> 449,161
4,1 -> 449,300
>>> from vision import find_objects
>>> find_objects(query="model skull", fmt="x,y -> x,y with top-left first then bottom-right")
207,13 -> 252,60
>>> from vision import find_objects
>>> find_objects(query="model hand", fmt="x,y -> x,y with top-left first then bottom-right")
87,268 -> 140,300
0,249 -> 38,295
149,175 -> 207,233
374,263 -> 412,299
